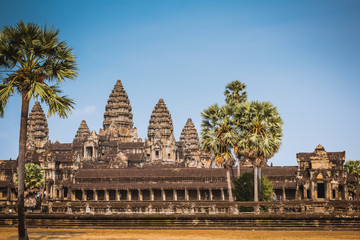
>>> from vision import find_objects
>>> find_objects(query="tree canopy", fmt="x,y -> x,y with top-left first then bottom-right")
15,163 -> 45,197
232,171 -> 273,202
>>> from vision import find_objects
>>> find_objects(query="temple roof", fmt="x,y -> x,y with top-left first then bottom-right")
103,80 -> 134,131
147,98 -> 174,140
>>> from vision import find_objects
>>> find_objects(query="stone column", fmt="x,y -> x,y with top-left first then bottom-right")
82,189 -> 86,201
310,181 -> 315,200
324,182 -> 328,200
150,189 -> 154,201
106,190 -> 110,201
45,183 -> 50,200
282,186 -> 286,201
161,188 -> 166,201
209,189 -> 213,201
71,189 -> 75,201
115,189 -> 120,201
303,187 -> 308,199
94,189 -> 98,201
185,188 -> 189,201
344,184 -> 348,200
197,188 -> 201,201
221,188 -> 225,201
127,189 -> 131,201
7,187 -> 11,201
139,189 -> 143,201
173,189 -> 177,201
60,186 -> 64,200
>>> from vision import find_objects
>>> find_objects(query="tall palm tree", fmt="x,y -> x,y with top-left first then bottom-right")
0,21 -> 77,239
224,80 -> 247,106
201,104 -> 239,202
224,80 -> 247,177
235,101 -> 283,206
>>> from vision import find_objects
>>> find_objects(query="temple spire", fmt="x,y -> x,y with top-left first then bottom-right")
102,80 -> 138,142
74,120 -> 90,142
27,101 -> 49,152
146,98 -> 176,161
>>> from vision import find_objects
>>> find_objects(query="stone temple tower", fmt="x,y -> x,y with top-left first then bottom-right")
26,101 -> 49,153
102,80 -> 138,142
146,98 -> 176,162
179,118 -> 201,166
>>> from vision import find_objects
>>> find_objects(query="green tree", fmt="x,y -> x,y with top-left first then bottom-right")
15,163 -> 45,198
232,171 -> 273,202
201,104 -> 238,202
224,80 -> 247,177
0,21 -> 77,240
235,101 -> 283,207
344,160 -> 360,200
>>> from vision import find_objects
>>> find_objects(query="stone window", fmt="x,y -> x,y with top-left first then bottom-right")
86,146 -> 93,158
155,151 -> 159,158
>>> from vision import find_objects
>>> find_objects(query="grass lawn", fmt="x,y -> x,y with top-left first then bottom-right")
0,228 -> 359,240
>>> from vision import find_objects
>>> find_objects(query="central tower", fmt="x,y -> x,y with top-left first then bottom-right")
102,80 -> 138,142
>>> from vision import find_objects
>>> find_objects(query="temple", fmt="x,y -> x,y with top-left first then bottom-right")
0,80 -> 357,210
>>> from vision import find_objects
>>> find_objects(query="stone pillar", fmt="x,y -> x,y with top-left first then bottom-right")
94,189 -> 98,201
221,188 -> 225,201
116,189 -> 120,201
310,182 -> 315,200
282,186 -> 286,201
303,187 -> 307,199
45,183 -> 50,200
209,189 -> 213,201
185,188 -> 189,201
150,189 -> 154,201
82,189 -> 86,201
71,189 -> 75,201
161,188 -> 166,201
7,187 -> 11,201
173,189 -> 177,201
197,188 -> 201,201
127,189 -> 131,201
139,189 -> 143,201
324,182 -> 328,200
344,184 -> 348,200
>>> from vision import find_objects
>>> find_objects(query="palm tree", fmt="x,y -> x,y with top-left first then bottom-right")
235,101 -> 283,207
224,80 -> 247,177
201,104 -> 239,202
0,21 -> 77,239
224,80 -> 247,106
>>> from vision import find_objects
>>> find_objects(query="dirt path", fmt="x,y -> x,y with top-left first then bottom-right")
0,228 -> 359,240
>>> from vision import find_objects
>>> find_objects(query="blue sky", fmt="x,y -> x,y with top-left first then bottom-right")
0,0 -> 359,166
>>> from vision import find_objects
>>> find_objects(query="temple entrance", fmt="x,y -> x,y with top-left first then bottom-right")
317,183 -> 325,199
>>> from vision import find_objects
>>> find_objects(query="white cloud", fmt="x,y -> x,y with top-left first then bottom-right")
73,105 -> 97,117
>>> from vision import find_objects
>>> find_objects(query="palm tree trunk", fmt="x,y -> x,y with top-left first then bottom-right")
254,165 -> 258,202
226,167 -> 234,202
237,158 -> 240,177
18,91 -> 29,240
